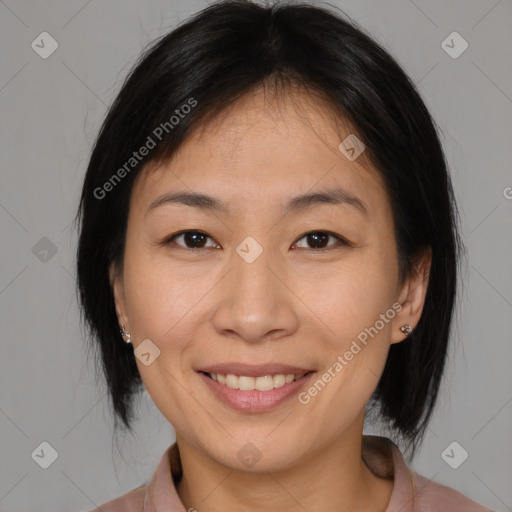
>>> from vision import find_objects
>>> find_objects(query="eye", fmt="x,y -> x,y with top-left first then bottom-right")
164,230 -> 220,250
162,229 -> 349,252
292,231 -> 349,251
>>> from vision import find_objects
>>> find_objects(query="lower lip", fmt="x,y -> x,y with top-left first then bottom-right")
197,372 -> 316,412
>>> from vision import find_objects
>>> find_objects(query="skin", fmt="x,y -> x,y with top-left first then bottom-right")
111,85 -> 431,512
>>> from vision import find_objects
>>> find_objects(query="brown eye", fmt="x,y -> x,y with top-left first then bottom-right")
162,230 -> 348,252
293,231 -> 348,251
166,231 -> 219,249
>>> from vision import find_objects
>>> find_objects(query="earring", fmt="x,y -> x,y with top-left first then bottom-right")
400,324 -> 413,336
120,324 -> 131,344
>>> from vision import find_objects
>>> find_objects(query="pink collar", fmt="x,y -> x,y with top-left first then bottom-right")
141,435 -> 415,512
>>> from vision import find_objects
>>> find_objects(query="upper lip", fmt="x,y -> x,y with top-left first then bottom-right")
197,363 -> 315,377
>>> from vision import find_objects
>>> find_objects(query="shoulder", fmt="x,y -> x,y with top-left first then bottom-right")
362,435 -> 494,512
84,484 -> 146,512
82,442 -> 179,512
410,470 -> 495,511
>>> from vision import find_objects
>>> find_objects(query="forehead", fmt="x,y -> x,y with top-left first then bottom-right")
132,87 -> 388,217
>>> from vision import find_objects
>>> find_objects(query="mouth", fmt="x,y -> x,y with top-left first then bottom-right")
199,371 -> 314,391
196,365 -> 316,412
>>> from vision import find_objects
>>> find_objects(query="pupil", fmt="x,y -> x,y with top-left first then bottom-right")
186,232 -> 206,248
308,232 -> 328,249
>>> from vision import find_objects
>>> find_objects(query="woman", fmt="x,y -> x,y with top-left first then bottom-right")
75,1 -> 493,510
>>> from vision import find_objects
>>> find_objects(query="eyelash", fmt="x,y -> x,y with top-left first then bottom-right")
161,230 -> 350,253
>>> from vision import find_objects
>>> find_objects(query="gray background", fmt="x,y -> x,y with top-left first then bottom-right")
0,0 -> 511,511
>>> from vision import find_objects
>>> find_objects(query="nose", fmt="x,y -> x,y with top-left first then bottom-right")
211,244 -> 299,344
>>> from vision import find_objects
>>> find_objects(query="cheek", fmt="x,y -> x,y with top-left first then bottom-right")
305,255 -> 398,403
120,248 -> 206,419
302,254 -> 397,344
121,246 -> 202,351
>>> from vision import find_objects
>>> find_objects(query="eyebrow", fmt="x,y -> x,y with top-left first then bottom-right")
146,186 -> 369,218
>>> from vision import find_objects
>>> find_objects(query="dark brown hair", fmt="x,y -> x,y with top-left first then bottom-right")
76,0 -> 461,456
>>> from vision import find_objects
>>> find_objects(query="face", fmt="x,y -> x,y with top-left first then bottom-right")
112,87 -> 428,472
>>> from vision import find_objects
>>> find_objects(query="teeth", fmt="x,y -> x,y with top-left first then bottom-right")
225,374 -> 238,389
273,374 -> 285,388
207,372 -> 308,391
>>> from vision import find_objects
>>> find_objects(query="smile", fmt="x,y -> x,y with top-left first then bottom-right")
204,372 -> 310,391
197,367 -> 316,412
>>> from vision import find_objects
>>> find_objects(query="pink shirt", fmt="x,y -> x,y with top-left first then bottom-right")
87,435 -> 493,511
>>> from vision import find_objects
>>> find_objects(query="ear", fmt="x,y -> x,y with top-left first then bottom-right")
391,247 -> 432,344
109,262 -> 129,331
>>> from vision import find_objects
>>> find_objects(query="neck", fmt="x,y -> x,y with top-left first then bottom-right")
175,419 -> 393,512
